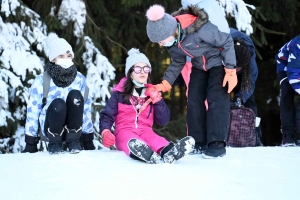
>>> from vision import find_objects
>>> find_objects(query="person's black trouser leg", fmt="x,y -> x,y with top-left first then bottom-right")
206,67 -> 230,144
187,66 -> 230,145
277,71 -> 295,142
187,67 -> 208,145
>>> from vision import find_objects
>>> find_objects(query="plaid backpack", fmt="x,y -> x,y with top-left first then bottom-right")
227,100 -> 256,147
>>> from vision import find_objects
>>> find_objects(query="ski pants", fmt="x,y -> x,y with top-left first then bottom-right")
277,71 -> 300,138
44,90 -> 84,136
187,66 -> 230,145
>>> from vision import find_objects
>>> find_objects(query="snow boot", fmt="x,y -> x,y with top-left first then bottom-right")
189,142 -> 208,154
161,136 -> 195,164
65,126 -> 82,154
281,134 -> 295,147
127,139 -> 161,164
203,141 -> 226,159
47,128 -> 64,154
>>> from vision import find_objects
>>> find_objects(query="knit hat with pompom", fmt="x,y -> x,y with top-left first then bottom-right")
45,33 -> 74,61
125,48 -> 151,76
146,5 -> 177,42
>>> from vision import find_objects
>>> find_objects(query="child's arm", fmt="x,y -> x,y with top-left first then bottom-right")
286,36 -> 300,94
99,92 -> 119,133
153,99 -> 171,126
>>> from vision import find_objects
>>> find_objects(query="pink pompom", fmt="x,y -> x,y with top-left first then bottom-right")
146,5 -> 165,21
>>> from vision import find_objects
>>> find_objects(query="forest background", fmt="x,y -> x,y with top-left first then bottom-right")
1,0 -> 300,153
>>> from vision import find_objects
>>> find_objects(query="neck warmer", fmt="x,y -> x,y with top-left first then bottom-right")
45,62 -> 77,88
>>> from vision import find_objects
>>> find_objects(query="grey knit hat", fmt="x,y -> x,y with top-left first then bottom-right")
146,5 -> 177,43
125,48 -> 151,76
46,33 -> 74,61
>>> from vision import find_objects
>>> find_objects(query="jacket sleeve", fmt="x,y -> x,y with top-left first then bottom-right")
286,36 -> 300,94
99,92 -> 119,133
24,75 -> 43,137
198,22 -> 236,69
162,50 -> 186,86
82,98 -> 94,134
153,99 -> 170,126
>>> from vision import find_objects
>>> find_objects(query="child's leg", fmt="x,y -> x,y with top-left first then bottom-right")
139,130 -> 169,153
187,67 -> 208,147
278,71 -> 295,145
206,66 -> 230,144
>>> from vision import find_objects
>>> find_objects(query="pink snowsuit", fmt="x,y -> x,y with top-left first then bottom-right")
99,78 -> 170,155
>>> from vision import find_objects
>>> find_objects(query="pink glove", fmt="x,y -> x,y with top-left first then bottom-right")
145,84 -> 162,104
101,129 -> 115,148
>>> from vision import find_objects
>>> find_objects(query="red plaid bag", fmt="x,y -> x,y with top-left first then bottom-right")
227,106 -> 256,147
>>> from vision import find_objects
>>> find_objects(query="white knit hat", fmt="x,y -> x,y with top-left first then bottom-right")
46,33 -> 74,61
125,48 -> 151,76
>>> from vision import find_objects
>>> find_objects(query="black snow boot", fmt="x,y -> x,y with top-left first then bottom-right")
47,128 -> 64,154
282,133 -> 295,147
128,139 -> 161,164
65,126 -> 82,154
190,142 -> 208,154
203,141 -> 226,159
161,136 -> 195,164
81,133 -> 95,150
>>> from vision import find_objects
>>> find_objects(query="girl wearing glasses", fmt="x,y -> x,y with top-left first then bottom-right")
99,48 -> 195,164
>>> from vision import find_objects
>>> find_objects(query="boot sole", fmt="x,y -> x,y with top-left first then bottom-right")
128,139 -> 161,164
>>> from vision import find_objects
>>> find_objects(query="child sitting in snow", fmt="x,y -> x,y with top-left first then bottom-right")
23,33 -> 95,154
99,48 -> 195,164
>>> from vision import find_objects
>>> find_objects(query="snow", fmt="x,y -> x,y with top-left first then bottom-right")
0,147 -> 299,200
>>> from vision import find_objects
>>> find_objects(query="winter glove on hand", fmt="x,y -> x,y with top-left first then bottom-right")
154,80 -> 172,92
145,84 -> 162,104
101,129 -> 115,148
22,135 -> 39,153
223,68 -> 237,93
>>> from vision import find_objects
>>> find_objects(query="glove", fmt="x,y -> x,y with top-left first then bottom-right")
101,129 -> 115,148
222,68 -> 237,93
22,135 -> 39,153
154,80 -> 172,92
145,84 -> 162,104
82,133 -> 96,150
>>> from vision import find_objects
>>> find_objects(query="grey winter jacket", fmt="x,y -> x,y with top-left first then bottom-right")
162,6 -> 236,85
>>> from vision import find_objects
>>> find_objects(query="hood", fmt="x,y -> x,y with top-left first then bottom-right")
181,0 -> 203,8
172,5 -> 208,34
113,77 -> 127,92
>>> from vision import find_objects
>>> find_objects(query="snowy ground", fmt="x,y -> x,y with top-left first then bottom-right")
1,147 -> 300,200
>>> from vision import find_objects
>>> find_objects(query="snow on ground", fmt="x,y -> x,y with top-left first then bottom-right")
1,147 -> 300,200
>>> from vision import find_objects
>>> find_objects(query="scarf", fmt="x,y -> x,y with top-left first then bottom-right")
45,62 -> 77,88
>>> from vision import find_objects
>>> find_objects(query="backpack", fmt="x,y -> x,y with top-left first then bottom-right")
227,101 -> 256,147
39,71 -> 89,142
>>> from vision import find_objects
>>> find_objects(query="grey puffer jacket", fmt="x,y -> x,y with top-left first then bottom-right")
163,6 -> 236,85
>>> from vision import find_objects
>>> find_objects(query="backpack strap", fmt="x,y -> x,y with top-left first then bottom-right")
42,71 -> 51,109
84,85 -> 89,102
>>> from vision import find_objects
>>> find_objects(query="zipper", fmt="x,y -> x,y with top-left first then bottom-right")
178,42 -> 194,58
202,55 -> 207,71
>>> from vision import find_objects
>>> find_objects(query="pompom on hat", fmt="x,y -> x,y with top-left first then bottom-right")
45,33 -> 74,61
146,5 -> 177,43
125,48 -> 151,76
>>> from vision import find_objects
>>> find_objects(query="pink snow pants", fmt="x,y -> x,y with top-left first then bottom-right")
115,129 -> 169,156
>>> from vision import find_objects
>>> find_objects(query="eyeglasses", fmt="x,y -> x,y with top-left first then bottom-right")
132,66 -> 151,74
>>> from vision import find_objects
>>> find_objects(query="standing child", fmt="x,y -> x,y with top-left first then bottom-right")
276,35 -> 300,146
99,48 -> 195,164
145,5 -> 236,158
23,33 -> 95,154
230,28 -> 263,146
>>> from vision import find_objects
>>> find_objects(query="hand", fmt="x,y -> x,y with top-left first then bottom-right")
145,84 -> 162,104
154,80 -> 172,92
222,68 -> 237,93
101,129 -> 115,148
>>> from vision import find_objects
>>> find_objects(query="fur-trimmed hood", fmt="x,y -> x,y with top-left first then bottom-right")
172,5 -> 208,34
